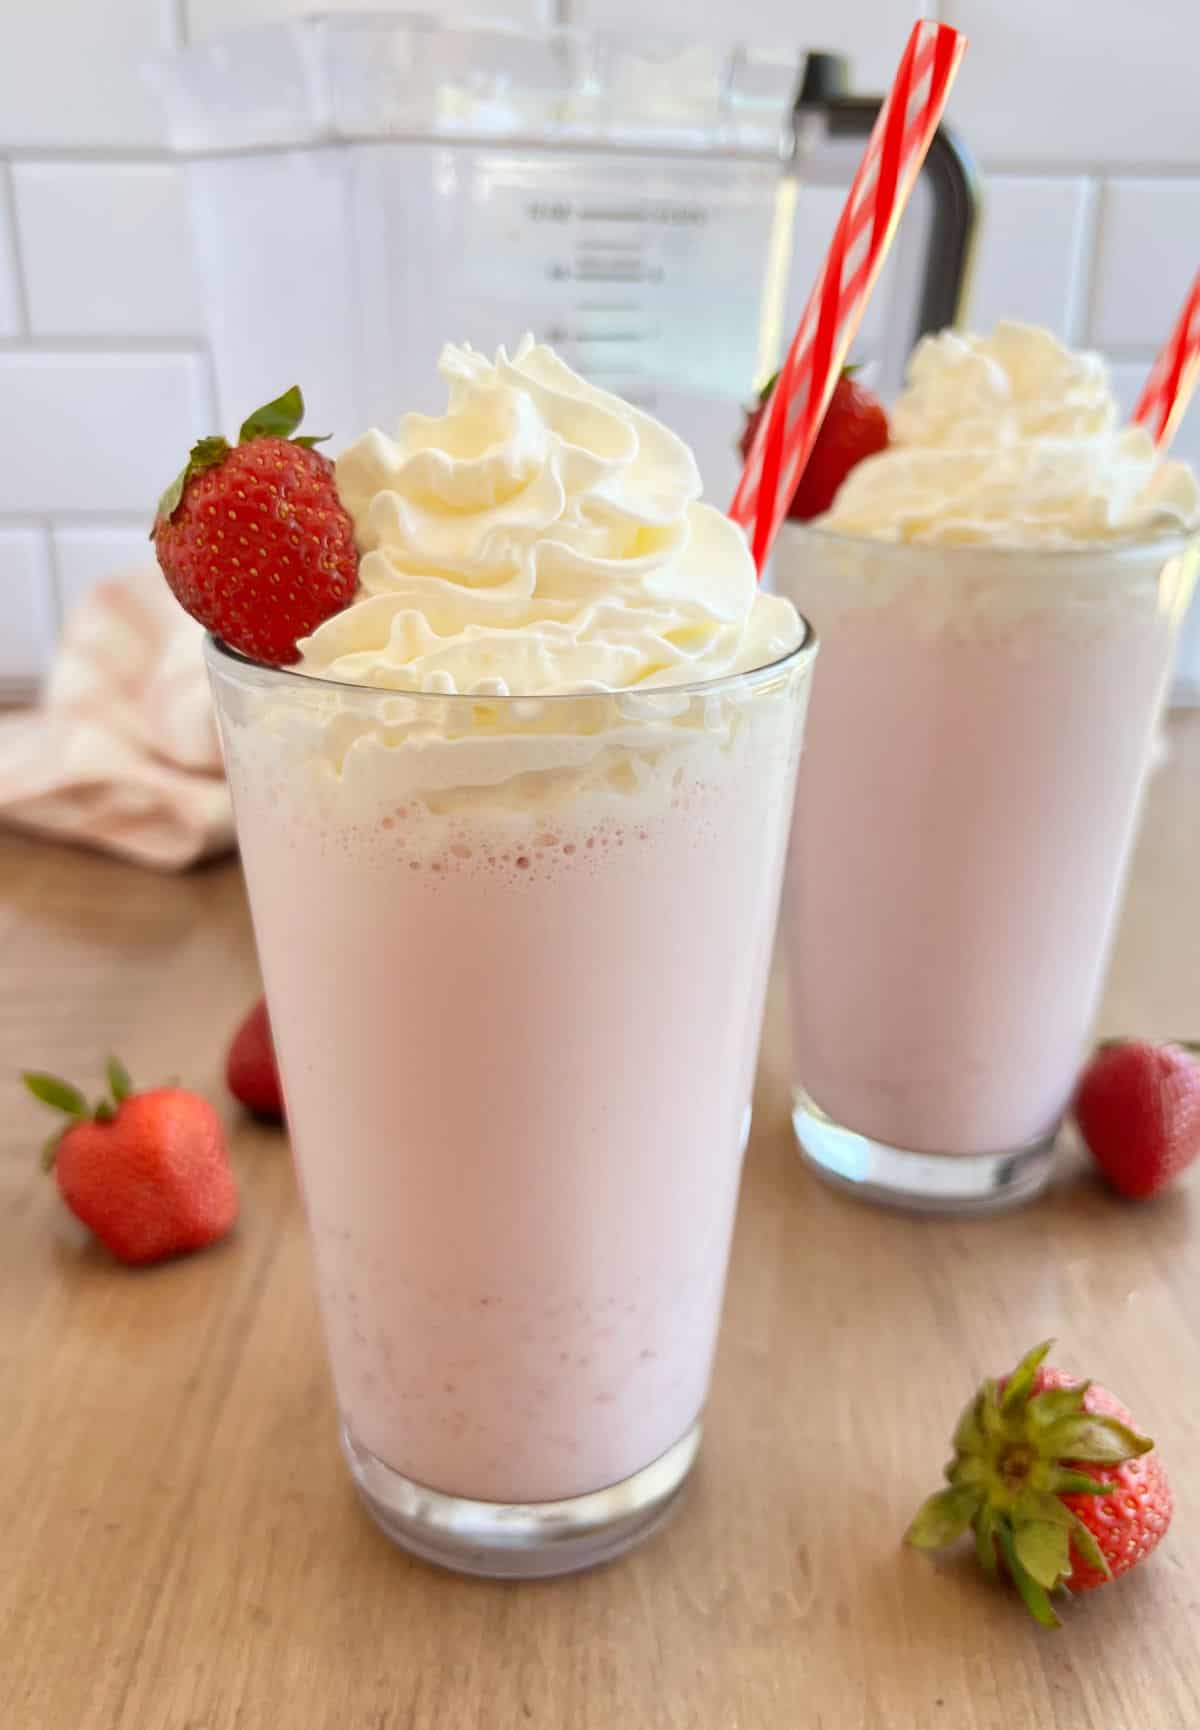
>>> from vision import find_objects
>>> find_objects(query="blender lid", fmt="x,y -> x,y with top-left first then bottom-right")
150,12 -> 803,156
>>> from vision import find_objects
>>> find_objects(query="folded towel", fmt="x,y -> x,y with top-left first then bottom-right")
0,569 -> 233,870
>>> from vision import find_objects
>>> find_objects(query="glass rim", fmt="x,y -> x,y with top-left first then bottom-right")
204,616 -> 816,705
778,520 -> 1200,565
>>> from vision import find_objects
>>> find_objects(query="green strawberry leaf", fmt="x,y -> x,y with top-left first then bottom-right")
1022,1491 -> 1075,1528
106,1056 -> 133,1104
292,433 -> 331,450
1067,1513 -> 1110,1579
978,1378 -> 1006,1441
154,435 -> 232,528
904,1485 -> 980,1550
1037,1415 -> 1152,1464
952,1391 -> 985,1454
947,1452 -> 991,1491
1027,1383 -> 1089,1428
1000,1340 -> 1054,1415
997,1526 -> 1061,1628
975,1504 -> 999,1577
41,1130 -> 64,1173
238,386 -> 306,444
94,1100 -> 115,1124
23,1072 -> 88,1117
1042,1465 -> 1108,1497
1013,1517 -> 1072,1591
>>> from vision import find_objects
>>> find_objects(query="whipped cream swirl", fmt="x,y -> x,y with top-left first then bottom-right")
821,322 -> 1200,547
299,338 -> 798,693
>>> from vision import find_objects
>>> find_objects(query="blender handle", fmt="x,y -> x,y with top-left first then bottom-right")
789,52 -> 981,336
817,98 -> 981,334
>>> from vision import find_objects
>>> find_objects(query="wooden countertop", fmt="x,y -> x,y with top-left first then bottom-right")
3,712 -> 1199,1730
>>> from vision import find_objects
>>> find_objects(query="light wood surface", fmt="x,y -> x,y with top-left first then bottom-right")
3,712 -> 1199,1730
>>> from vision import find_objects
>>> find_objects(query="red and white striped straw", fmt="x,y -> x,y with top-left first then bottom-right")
731,19 -> 966,571
1132,269 -> 1200,451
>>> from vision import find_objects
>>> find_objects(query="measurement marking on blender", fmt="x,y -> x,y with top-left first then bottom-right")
574,268 -> 661,285
573,330 -> 649,344
579,207 -> 706,225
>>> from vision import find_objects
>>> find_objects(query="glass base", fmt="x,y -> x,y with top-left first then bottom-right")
342,1419 -> 702,1579
792,1086 -> 1056,1215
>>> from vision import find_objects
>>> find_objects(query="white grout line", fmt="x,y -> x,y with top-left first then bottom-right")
1077,177 -> 1110,350
980,156 -> 1200,179
1066,177 -> 1100,350
1,158 -> 34,339
0,145 -> 176,163
0,509 -> 156,527
0,335 -> 208,355
42,516 -> 66,636
165,0 -> 189,51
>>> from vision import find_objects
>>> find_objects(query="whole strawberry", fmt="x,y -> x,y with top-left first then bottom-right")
227,997 -> 283,1122
153,386 -> 358,665
906,1340 -> 1172,1627
24,1059 -> 238,1265
1073,1039 -> 1200,1199
739,368 -> 889,521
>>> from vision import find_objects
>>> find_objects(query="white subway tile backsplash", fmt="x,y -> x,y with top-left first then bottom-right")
0,0 -> 1197,673
1090,180 -> 1200,351
0,530 -> 57,688
966,177 -> 1091,341
14,165 -> 203,339
53,527 -> 157,616
0,0 -> 170,149
0,353 -> 210,516
942,0 -> 1200,169
0,170 -> 22,338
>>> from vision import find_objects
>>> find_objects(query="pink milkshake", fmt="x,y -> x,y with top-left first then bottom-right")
775,323 -> 1199,1211
209,339 -> 811,1575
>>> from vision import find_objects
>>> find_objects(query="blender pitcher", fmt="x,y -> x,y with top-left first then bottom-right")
154,16 -> 978,502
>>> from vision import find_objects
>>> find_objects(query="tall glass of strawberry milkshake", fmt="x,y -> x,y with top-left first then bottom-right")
208,340 -> 813,1576
774,323 -> 1199,1212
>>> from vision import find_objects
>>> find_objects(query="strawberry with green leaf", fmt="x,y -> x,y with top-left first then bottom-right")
906,1341 -> 1172,1627
152,386 -> 359,666
24,1060 -> 238,1266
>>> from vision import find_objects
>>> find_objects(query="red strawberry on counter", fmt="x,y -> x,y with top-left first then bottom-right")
1073,1040 -> 1200,1199
24,1059 -> 238,1265
227,998 -> 284,1123
738,367 -> 889,521
906,1340 -> 1172,1627
153,386 -> 358,665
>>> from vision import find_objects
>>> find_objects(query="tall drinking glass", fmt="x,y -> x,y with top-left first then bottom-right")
775,526 -> 1198,1213
207,632 -> 813,1577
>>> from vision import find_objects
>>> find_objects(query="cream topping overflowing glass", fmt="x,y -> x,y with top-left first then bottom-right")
299,337 -> 799,694
820,322 -> 1200,547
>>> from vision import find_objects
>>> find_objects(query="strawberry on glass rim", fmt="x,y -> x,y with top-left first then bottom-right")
739,367 -> 889,524
152,386 -> 359,666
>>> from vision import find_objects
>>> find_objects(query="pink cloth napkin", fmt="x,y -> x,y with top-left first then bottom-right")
0,569 -> 233,870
